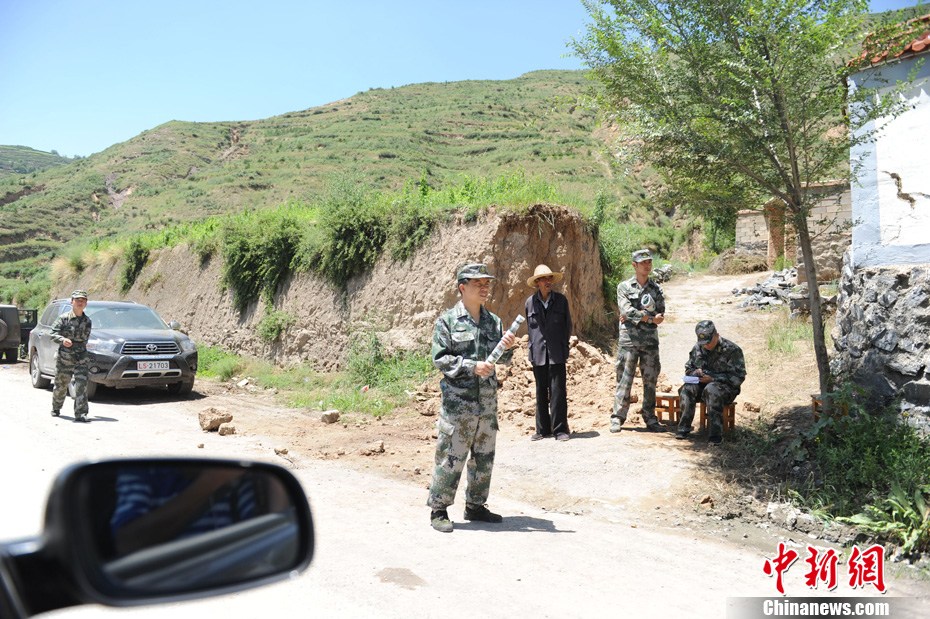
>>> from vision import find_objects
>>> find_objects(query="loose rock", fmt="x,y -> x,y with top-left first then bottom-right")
199,407 -> 233,431
360,440 -> 385,456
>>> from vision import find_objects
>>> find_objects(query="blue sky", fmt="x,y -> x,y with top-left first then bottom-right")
0,0 -> 923,157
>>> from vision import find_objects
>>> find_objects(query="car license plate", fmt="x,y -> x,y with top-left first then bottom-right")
137,361 -> 170,371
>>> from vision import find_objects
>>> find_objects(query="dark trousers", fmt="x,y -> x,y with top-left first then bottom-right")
533,363 -> 569,436
678,382 -> 739,440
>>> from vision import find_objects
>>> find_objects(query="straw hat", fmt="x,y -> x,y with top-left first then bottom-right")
526,264 -> 564,288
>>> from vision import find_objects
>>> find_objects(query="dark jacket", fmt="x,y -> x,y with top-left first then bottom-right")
525,291 -> 572,366
685,337 -> 746,392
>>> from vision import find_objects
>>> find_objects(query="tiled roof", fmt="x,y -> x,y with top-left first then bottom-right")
856,13 -> 930,66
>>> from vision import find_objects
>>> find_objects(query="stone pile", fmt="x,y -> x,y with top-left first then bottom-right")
653,264 -> 674,283
732,268 -> 838,316
732,268 -> 797,310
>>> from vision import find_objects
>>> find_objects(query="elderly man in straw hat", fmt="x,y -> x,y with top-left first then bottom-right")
525,264 -> 573,441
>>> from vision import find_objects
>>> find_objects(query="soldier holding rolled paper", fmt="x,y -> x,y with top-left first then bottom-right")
426,263 -> 517,533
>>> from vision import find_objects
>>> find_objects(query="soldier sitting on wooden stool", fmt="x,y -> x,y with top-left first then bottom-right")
676,320 -> 746,446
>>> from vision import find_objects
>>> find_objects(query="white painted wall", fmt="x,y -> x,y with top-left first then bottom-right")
848,53 -> 930,268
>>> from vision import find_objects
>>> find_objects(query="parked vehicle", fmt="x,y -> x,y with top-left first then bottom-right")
28,300 -> 198,399
0,458 -> 315,618
17,309 -> 37,360
0,304 -> 25,363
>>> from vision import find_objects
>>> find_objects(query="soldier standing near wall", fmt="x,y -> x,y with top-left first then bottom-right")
50,290 -> 93,422
427,263 -> 516,533
610,249 -> 666,433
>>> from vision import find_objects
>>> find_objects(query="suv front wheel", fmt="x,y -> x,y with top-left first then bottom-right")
30,352 -> 51,388
167,379 -> 195,396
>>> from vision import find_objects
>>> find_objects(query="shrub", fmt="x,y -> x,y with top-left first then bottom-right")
344,328 -> 432,393
121,238 -> 149,292
798,395 -> 930,517
317,178 -> 388,285
345,330 -> 385,387
222,210 -> 303,311
841,484 -> 930,556
197,346 -> 242,381
773,255 -> 795,271
388,199 -> 438,262
63,247 -> 87,274
597,219 -> 675,305
257,309 -> 296,342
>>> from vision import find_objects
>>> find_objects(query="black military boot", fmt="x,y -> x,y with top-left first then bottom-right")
430,509 -> 453,532
464,504 -> 503,523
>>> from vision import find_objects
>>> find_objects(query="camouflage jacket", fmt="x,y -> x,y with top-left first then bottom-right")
684,337 -> 746,391
50,311 -> 93,351
617,276 -> 665,348
432,301 -> 512,416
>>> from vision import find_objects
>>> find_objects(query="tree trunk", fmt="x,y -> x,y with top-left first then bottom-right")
793,212 -> 832,402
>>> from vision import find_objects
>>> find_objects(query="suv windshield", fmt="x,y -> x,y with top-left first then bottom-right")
83,306 -> 168,330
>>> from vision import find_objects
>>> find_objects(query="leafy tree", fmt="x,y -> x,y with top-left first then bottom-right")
572,0 -> 908,399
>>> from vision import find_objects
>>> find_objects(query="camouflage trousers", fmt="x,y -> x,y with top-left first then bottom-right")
52,348 -> 89,418
612,345 -> 661,424
677,382 -> 739,440
427,410 -> 498,510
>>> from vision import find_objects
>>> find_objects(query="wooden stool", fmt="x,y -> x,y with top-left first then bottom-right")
699,402 -> 736,433
654,393 -> 681,425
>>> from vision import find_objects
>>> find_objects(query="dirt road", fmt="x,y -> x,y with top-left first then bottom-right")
2,273 -> 928,617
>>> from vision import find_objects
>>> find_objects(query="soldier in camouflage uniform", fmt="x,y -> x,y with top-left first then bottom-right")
50,290 -> 93,423
676,320 -> 746,445
427,263 -> 516,533
610,249 -> 666,433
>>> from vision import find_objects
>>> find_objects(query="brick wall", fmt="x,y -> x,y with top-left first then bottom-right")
734,182 -> 851,282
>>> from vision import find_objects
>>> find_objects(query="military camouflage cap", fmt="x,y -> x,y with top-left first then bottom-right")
70,290 -> 88,299
456,263 -> 496,281
696,320 -> 717,343
632,249 -> 653,263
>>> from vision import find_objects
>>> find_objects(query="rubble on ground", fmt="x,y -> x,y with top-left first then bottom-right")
732,267 -> 837,316
653,264 -> 675,283
731,267 -> 796,310
413,335 -> 673,435
360,440 -> 385,456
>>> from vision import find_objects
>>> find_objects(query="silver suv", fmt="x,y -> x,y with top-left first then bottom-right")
28,299 -> 198,399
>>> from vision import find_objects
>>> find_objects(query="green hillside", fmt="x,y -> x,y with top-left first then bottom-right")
0,71 -> 650,252
0,145 -> 72,178
0,70 -> 671,308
